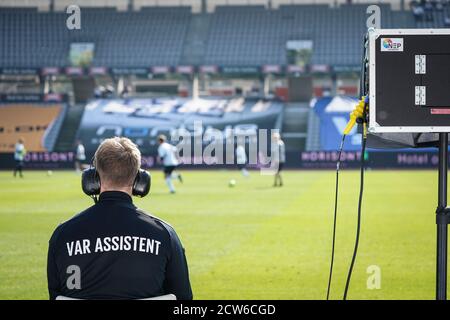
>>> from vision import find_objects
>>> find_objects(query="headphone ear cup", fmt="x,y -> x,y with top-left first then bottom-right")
132,169 -> 151,197
82,168 -> 101,196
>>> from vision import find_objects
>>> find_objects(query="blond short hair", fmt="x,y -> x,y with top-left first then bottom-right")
93,137 -> 141,187
158,134 -> 167,143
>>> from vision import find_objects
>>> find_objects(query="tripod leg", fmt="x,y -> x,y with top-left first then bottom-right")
437,132 -> 448,300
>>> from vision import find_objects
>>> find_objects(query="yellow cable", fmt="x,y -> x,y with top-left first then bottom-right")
343,96 -> 366,135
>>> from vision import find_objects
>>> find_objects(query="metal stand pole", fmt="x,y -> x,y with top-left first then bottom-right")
436,133 -> 448,300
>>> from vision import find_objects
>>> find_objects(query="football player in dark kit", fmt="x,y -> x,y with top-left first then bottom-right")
47,137 -> 192,300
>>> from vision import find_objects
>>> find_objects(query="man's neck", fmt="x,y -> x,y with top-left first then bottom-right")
100,187 -> 132,196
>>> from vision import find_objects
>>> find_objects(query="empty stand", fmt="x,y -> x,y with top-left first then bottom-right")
54,104 -> 85,152
0,104 -> 63,152
0,7 -> 191,67
0,4 -> 445,69
203,3 -> 416,67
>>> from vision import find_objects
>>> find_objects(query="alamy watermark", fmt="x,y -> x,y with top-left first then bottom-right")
163,121 -> 283,175
66,5 -> 81,30
366,265 -> 381,290
66,265 -> 81,290
366,5 -> 381,29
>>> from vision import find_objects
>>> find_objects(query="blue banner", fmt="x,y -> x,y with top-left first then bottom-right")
314,96 -> 361,151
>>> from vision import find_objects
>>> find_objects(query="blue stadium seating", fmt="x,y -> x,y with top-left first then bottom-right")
414,6 -> 450,28
0,4 -> 447,69
0,7 -> 191,67
204,4 -> 416,67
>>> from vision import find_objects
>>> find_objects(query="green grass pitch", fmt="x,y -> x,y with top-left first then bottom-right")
0,169 -> 443,299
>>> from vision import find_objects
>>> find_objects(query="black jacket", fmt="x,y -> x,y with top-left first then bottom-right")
47,191 -> 192,300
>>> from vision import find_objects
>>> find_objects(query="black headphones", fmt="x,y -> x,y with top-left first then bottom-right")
81,167 -> 151,200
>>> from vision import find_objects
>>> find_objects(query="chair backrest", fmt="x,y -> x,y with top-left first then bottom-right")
55,294 -> 176,300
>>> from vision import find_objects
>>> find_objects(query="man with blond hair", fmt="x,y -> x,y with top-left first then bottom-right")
47,137 -> 192,300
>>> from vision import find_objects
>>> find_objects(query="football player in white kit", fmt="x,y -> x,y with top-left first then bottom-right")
236,143 -> 249,177
272,132 -> 286,187
75,140 -> 86,173
157,135 -> 183,193
13,138 -> 26,178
